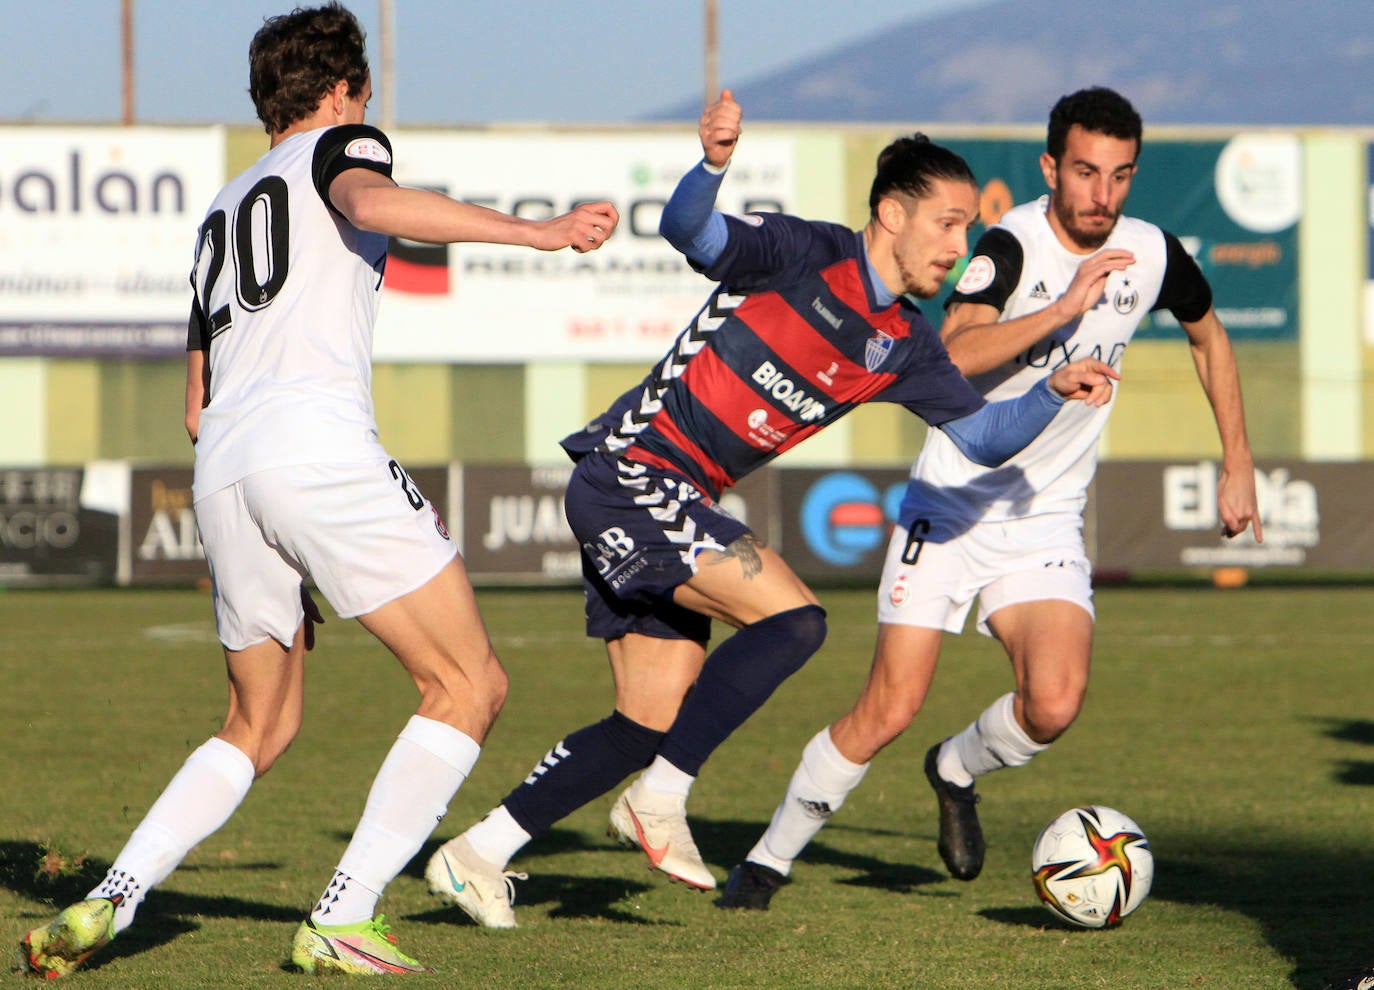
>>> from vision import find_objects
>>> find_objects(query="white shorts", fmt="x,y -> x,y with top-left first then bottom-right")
876,513 -> 1093,637
195,457 -> 456,651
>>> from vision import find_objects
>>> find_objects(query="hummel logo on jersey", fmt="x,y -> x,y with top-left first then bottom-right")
810,297 -> 843,330
1029,280 -> 1052,300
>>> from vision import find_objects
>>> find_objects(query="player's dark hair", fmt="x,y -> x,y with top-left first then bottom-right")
1047,86 -> 1143,163
249,3 -> 370,134
868,133 -> 977,218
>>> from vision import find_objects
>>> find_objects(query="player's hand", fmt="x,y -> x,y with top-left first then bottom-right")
1052,250 -> 1135,322
541,201 -> 619,253
1045,357 -> 1118,406
699,88 -> 741,168
1218,461 -> 1263,543
301,584 -> 324,652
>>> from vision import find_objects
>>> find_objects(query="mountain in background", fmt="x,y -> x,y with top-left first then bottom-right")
653,0 -> 1374,125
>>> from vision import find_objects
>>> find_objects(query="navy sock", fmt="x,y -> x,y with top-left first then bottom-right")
658,604 -> 827,776
502,711 -> 664,838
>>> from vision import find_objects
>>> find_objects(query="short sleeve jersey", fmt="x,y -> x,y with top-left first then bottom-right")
561,212 -> 986,498
187,124 -> 394,502
904,195 -> 1212,528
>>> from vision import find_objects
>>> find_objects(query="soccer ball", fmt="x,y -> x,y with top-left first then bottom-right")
1031,805 -> 1153,928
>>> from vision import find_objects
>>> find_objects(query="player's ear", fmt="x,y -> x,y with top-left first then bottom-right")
1039,151 -> 1057,190
876,195 -> 906,235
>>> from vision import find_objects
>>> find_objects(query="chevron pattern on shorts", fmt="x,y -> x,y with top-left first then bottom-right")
614,458 -> 724,567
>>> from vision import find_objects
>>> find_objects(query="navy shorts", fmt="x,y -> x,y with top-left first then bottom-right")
565,451 -> 752,642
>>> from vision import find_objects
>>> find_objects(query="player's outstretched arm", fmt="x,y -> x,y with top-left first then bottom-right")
1181,307 -> 1263,542
330,169 -> 618,252
942,250 -> 1135,375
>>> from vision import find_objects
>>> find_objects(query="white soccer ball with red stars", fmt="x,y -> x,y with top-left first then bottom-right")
1031,805 -> 1153,928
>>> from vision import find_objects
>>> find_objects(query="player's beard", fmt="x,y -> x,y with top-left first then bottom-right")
1053,194 -> 1118,251
896,253 -> 942,300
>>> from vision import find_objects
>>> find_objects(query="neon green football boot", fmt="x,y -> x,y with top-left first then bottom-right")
18,898 -> 117,978
290,915 -> 430,975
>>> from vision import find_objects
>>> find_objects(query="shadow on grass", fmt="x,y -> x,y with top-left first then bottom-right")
399,832 -> 667,926
973,718 -> 1374,989
1,838 -> 302,974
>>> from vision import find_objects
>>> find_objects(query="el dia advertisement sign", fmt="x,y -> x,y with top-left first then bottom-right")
0,467 -> 118,586
935,135 -> 1299,343
1092,460 -> 1374,572
460,464 -> 778,585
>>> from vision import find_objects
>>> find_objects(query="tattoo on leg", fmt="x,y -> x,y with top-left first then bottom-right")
701,534 -> 765,579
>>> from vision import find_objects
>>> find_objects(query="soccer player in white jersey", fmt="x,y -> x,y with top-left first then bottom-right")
18,3 -> 616,977
721,86 -> 1263,909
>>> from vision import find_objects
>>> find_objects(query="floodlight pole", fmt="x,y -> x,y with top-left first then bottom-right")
704,0 -> 718,106
121,0 -> 134,124
379,0 -> 395,128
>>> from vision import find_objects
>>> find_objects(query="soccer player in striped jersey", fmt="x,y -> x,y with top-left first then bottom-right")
723,87 -> 1262,910
425,89 -> 1118,928
18,3 -> 616,978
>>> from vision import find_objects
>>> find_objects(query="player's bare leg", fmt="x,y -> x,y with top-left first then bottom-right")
928,599 -> 1093,882
294,557 -> 507,973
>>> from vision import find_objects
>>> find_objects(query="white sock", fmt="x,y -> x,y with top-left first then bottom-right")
315,716 -> 480,925
747,728 -> 868,877
462,805 -> 531,870
92,736 -> 255,934
639,754 -> 695,798
942,692 -> 1048,787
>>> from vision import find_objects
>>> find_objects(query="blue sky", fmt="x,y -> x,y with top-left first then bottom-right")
7,0 -> 983,125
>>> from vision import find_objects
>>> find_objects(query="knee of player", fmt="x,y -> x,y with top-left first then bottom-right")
431,648 -> 508,720
1022,694 -> 1082,742
782,603 -> 828,654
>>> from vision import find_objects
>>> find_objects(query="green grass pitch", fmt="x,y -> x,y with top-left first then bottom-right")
4,584 -> 1373,988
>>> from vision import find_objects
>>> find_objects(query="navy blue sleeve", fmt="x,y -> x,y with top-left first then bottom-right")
312,124 -> 394,216
696,213 -> 854,293
945,226 -> 1023,313
1153,231 -> 1213,323
940,378 -> 1064,466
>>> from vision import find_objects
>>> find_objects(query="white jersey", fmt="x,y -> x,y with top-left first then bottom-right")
189,124 -> 394,502
903,195 -> 1211,532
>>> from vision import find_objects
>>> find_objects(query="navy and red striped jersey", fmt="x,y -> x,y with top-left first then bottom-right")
561,211 -> 985,497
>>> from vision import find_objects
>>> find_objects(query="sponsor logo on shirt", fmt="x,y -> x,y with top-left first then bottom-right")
751,361 -> 827,422
1029,280 -> 1052,300
954,254 -> 995,294
746,408 -> 789,450
345,137 -> 392,165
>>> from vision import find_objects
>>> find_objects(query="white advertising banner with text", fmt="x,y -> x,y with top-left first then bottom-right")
376,131 -> 797,363
0,127 -> 224,356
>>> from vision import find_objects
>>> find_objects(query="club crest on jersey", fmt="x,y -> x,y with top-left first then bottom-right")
346,137 -> 392,165
1113,281 -> 1139,314
864,331 -> 894,372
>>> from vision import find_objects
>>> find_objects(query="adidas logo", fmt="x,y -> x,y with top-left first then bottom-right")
1029,280 -> 1052,300
797,798 -> 835,819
